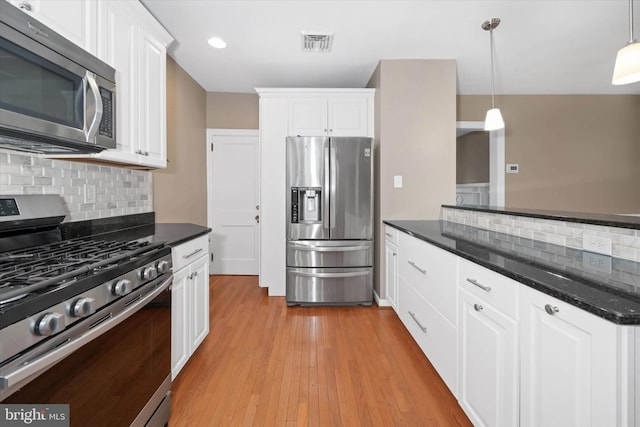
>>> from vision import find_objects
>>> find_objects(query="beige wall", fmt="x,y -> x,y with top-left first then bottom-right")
153,57 -> 207,225
368,59 -> 457,296
457,131 -> 489,184
458,95 -> 640,213
206,92 -> 259,129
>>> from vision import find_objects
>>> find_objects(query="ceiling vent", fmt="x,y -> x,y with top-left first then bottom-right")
301,31 -> 333,52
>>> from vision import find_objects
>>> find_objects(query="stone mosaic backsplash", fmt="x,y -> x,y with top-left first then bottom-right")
0,149 -> 152,222
442,206 -> 640,263
440,220 -> 640,296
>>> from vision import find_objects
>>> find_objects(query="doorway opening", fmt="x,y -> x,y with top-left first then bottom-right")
456,121 -> 505,207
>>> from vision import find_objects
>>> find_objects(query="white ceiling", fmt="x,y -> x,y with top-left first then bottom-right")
140,0 -> 640,95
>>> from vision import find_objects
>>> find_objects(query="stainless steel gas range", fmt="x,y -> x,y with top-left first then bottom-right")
0,195 -> 172,427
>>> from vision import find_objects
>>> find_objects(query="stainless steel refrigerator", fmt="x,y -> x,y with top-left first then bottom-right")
286,136 -> 373,305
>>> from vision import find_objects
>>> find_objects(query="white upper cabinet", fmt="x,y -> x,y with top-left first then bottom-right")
94,0 -> 138,165
23,0 -> 174,169
288,92 -> 374,137
6,0 -> 97,54
92,0 -> 172,169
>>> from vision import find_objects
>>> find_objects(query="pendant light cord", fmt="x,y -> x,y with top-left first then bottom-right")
629,0 -> 636,43
490,27 -> 496,109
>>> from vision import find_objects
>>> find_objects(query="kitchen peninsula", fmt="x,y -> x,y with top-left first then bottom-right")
384,205 -> 640,427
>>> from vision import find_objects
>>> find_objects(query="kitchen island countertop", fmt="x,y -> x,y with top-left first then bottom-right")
384,219 -> 640,325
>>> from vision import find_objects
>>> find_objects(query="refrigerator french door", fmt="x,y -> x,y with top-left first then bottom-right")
286,136 -> 373,305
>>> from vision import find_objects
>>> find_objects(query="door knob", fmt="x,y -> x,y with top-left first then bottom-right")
255,215 -> 260,223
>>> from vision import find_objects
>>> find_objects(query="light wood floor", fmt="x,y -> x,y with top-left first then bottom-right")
170,275 -> 472,427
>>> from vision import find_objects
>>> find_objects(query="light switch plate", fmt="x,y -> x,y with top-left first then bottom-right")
393,176 -> 403,188
506,164 -> 519,173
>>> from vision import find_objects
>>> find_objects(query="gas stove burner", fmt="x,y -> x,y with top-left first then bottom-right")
0,285 -> 29,305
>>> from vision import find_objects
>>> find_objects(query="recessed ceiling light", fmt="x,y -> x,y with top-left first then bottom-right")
208,37 -> 227,49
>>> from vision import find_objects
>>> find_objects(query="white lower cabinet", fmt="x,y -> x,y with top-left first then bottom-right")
171,235 -> 210,380
384,226 -> 398,310
387,226 -> 638,427
459,289 -> 518,427
520,285 -> 628,427
396,232 -> 458,394
399,276 -> 457,393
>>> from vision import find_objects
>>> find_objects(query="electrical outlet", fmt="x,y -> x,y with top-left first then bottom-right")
582,234 -> 612,256
582,252 -> 612,274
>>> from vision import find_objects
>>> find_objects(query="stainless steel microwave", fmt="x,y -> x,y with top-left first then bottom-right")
0,2 -> 116,154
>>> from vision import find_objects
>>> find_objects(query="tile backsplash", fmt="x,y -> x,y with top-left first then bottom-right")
0,149 -> 152,222
442,206 -> 640,262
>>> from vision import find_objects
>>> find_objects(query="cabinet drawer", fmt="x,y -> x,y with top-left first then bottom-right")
398,232 -> 457,324
172,235 -> 209,271
399,276 -> 457,395
459,259 -> 519,319
384,225 -> 398,245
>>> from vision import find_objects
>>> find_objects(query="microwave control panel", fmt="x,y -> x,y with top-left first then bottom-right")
99,88 -> 114,138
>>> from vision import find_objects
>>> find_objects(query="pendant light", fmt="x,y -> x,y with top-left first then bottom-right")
612,0 -> 640,85
482,18 -> 505,131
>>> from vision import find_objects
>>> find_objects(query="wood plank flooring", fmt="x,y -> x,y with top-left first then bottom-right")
170,275 -> 472,427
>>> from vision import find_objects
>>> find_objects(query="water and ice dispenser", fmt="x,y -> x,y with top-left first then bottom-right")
290,187 -> 322,223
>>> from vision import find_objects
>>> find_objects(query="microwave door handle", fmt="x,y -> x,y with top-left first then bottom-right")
85,72 -> 103,142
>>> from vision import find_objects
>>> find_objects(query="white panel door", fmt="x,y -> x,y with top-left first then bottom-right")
210,132 -> 260,274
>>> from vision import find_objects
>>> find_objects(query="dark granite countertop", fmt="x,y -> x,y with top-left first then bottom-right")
384,220 -> 640,325
443,205 -> 640,230
61,213 -> 210,247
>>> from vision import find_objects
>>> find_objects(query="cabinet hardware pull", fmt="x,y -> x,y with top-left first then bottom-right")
544,304 -> 559,315
393,252 -> 397,256
385,232 -> 393,237
466,278 -> 492,292
183,248 -> 203,259
473,303 -> 483,312
408,311 -> 427,333
19,1 -> 33,11
408,261 -> 427,275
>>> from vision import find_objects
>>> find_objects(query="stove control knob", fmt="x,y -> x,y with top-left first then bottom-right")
156,260 -> 171,274
71,297 -> 96,318
112,279 -> 133,296
141,266 -> 158,281
33,312 -> 65,336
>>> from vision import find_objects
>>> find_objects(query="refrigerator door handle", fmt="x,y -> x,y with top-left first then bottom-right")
289,244 -> 371,252
289,270 -> 371,279
329,139 -> 337,233
323,142 -> 331,234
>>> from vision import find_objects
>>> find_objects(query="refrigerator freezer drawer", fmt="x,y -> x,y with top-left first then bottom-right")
286,267 -> 373,305
287,240 -> 373,268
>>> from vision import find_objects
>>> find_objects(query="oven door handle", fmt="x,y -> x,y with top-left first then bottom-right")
0,276 -> 172,391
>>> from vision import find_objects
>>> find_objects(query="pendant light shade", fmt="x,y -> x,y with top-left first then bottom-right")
612,0 -> 640,85
484,108 -> 505,131
483,18 -> 504,131
612,42 -> 640,85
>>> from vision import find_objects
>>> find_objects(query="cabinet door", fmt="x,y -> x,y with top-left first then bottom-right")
137,27 -> 167,168
459,290 -> 518,427
189,256 -> 210,353
288,99 -> 328,136
385,240 -> 398,310
171,267 -> 190,380
7,0 -> 97,54
520,286 -> 619,427
95,0 -> 139,165
328,97 -> 369,136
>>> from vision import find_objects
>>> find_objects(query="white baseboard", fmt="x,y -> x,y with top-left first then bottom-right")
374,290 -> 392,307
